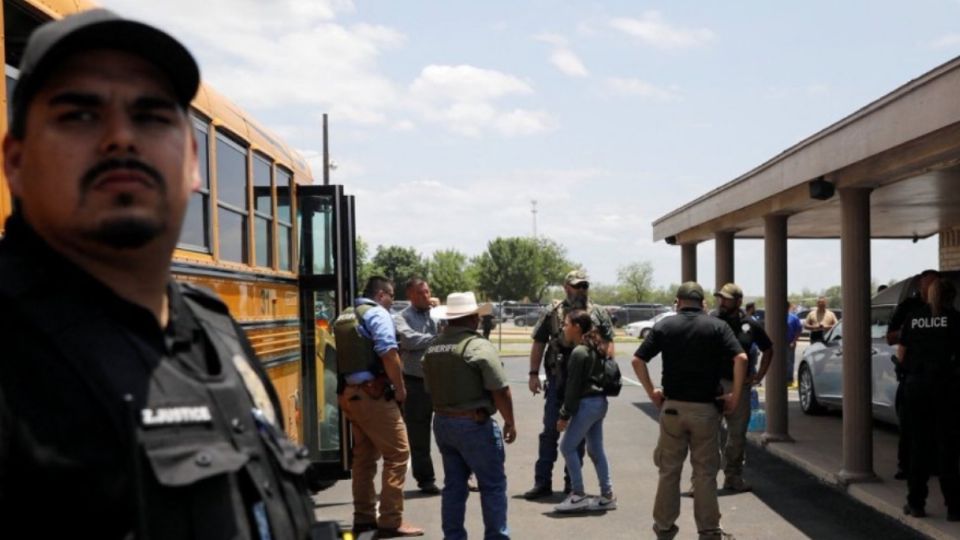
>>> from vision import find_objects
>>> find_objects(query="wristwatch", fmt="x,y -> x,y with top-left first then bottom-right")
528,371 -> 539,376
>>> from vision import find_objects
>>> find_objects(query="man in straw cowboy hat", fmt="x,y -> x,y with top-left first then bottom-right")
423,292 -> 517,540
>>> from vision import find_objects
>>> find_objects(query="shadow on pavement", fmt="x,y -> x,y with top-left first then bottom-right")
630,401 -> 922,539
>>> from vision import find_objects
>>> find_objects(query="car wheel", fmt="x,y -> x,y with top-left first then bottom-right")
515,317 -> 525,327
640,328 -> 651,339
798,363 -> 826,415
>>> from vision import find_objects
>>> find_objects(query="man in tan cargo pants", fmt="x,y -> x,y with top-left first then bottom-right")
631,282 -> 748,540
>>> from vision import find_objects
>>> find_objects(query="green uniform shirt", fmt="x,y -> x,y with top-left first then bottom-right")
560,344 -> 605,419
422,326 -> 508,414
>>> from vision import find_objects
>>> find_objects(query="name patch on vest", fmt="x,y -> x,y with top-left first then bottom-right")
427,343 -> 458,354
141,406 -> 212,427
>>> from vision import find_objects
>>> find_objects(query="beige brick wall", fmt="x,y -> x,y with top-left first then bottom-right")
941,228 -> 960,271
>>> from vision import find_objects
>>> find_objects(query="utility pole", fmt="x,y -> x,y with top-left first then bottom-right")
531,199 -> 538,239
323,113 -> 330,185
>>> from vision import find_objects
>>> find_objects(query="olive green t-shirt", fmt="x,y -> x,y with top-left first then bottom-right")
422,326 -> 508,414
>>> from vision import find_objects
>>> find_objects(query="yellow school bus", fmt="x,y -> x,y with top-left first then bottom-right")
0,0 -> 355,489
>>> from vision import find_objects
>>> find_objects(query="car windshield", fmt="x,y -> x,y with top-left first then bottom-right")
871,305 -> 894,339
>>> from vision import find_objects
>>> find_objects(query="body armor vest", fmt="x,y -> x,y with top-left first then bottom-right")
333,304 -> 381,375
423,331 -> 494,413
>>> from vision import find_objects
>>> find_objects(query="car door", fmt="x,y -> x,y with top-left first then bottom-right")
869,305 -> 899,424
814,322 -> 845,403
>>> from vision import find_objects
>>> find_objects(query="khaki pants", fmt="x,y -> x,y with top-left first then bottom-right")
720,378 -> 751,481
653,400 -> 722,536
341,385 -> 411,529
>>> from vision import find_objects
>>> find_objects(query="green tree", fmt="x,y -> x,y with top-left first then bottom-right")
474,237 -> 574,301
617,261 -> 655,302
370,245 -> 428,300
535,238 -> 574,300
355,237 -> 382,287
429,249 -> 475,299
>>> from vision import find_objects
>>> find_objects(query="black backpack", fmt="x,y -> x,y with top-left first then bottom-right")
594,354 -> 622,397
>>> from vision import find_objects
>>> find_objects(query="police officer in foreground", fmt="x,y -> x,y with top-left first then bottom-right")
632,282 -> 747,540
886,269 -> 940,480
334,276 -> 424,537
712,283 -> 773,493
897,277 -> 960,520
423,292 -> 517,540
524,269 -> 614,499
0,9 -> 318,538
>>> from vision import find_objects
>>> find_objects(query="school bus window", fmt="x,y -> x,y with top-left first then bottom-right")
253,153 -> 273,268
276,167 -> 293,271
178,118 -> 211,251
216,133 -> 249,263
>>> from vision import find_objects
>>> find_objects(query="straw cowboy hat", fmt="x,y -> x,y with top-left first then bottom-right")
431,292 -> 493,320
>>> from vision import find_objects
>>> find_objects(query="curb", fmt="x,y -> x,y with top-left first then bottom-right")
747,433 -> 943,540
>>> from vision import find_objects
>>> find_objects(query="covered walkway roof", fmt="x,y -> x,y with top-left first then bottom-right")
653,55 -> 960,244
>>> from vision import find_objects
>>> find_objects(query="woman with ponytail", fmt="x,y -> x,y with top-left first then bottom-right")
554,309 -> 616,513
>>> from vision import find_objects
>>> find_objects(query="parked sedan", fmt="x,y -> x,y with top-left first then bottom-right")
797,305 -> 898,425
513,309 -> 545,327
624,311 -> 676,339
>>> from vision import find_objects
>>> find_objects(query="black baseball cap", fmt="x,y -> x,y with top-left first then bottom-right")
11,8 -> 200,133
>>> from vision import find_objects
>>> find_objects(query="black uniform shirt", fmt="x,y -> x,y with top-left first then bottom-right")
899,305 -> 960,380
715,311 -> 772,380
888,296 -> 926,339
635,307 -> 744,402
0,214 -> 281,538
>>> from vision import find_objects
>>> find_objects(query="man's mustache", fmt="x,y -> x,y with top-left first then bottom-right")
80,158 -> 165,192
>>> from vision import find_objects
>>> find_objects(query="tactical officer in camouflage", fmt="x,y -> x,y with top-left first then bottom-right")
423,292 -> 516,540
0,9 -> 317,539
524,269 -> 615,500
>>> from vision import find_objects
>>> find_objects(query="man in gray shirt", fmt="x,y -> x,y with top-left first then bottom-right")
395,277 -> 440,494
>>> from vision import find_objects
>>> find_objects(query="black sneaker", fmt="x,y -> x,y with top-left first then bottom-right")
894,470 -> 907,480
948,510 -> 960,522
522,484 -> 553,500
418,482 -> 440,495
903,504 -> 926,518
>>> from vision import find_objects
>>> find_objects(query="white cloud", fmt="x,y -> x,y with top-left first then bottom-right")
610,11 -> 714,49
929,33 -> 960,49
606,77 -> 681,101
535,32 -> 590,78
101,1 -> 405,127
408,65 -> 553,137
550,50 -> 590,77
409,65 -> 534,102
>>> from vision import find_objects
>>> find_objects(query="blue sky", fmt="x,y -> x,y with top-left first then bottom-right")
100,0 -> 958,295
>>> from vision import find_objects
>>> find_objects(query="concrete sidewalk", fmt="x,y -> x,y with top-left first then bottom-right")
750,393 -> 960,540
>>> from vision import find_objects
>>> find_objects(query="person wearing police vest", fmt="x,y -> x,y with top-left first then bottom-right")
887,269 -> 940,481
711,283 -> 773,493
632,282 -> 747,540
423,292 -> 517,540
554,309 -> 617,513
334,276 -> 424,537
524,269 -> 615,500
897,277 -> 960,520
0,9 -> 319,539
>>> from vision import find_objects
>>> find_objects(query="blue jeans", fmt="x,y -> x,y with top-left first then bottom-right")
433,415 -> 510,540
535,373 -> 584,488
786,345 -> 796,384
559,396 -> 611,495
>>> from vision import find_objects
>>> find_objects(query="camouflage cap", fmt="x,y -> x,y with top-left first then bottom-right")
714,283 -> 744,300
676,281 -> 705,301
564,270 -> 589,286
